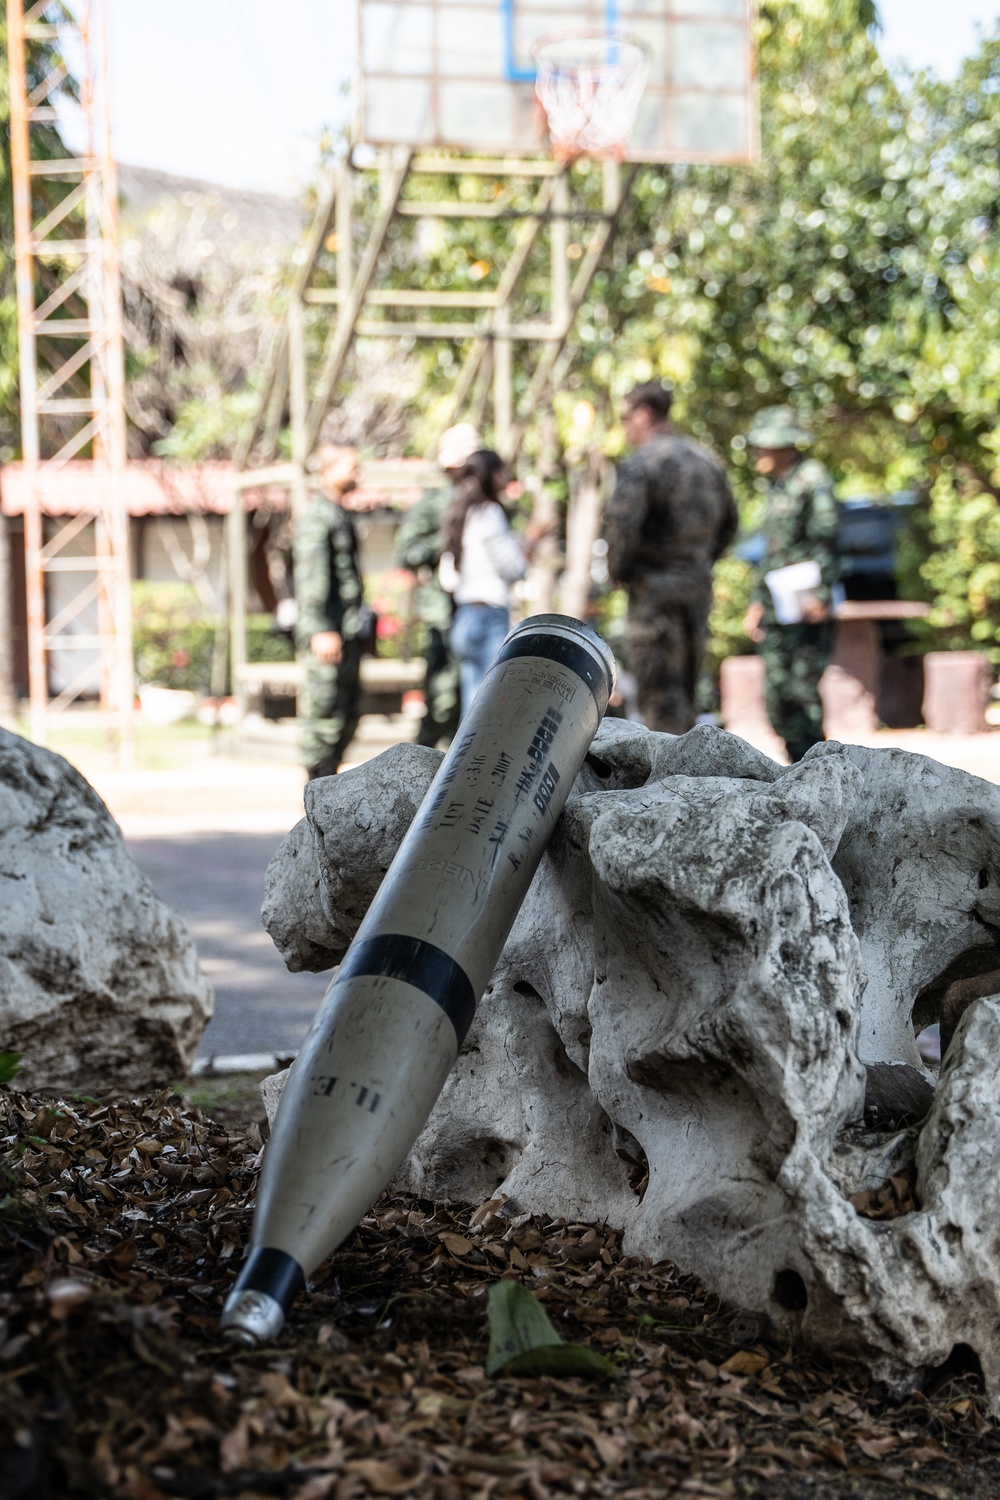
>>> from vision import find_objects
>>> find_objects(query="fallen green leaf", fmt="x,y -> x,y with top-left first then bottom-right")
485,1279 -> 620,1381
0,1053 -> 22,1086
501,1343 -> 622,1380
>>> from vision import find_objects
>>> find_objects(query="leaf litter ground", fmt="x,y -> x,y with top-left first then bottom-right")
1,1085 -> 999,1500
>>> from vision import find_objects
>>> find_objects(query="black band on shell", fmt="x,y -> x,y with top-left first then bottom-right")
336,933 -> 477,1046
494,631 -> 612,714
232,1246 -> 305,1311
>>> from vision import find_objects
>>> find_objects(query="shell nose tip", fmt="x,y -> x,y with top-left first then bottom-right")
221,1324 -> 258,1349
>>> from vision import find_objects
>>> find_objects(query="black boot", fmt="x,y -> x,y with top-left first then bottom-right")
306,755 -> 340,781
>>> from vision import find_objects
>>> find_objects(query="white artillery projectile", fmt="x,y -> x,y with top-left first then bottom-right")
221,614 -> 616,1343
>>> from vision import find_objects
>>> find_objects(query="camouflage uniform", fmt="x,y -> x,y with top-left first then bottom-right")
293,488 -> 365,777
393,484 -> 460,748
603,431 -> 738,734
752,456 -> 840,763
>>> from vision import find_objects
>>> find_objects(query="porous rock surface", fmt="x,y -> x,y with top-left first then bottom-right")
262,724 -> 1000,1403
0,729 -> 212,1092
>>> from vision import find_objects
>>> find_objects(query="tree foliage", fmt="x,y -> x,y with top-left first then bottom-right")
120,193 -> 287,460
567,3 -> 1000,495
559,1 -> 1000,657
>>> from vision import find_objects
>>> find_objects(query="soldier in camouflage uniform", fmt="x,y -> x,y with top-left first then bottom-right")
294,445 -> 366,779
743,406 -> 840,763
603,381 -> 738,734
392,424 -> 481,748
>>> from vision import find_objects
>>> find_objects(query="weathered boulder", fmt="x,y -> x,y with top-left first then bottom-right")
811,741 -> 1000,1066
262,741 -> 441,973
261,724 -> 1000,1404
0,729 -> 212,1093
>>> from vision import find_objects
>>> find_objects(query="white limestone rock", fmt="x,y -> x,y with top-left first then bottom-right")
809,740 -> 1000,1065
261,742 -> 442,972
0,729 -> 212,1093
261,722 -> 1000,1404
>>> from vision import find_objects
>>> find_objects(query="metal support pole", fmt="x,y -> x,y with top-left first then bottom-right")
94,0 -> 132,759
234,158 -> 347,470
561,451 -> 605,621
528,411 -> 561,617
8,0 -> 47,742
551,171 -> 569,335
227,484 -> 248,719
0,492 -> 15,726
9,0 -> 133,753
305,148 -> 411,453
288,295 -> 309,514
427,173 -> 558,454
509,164 -> 638,455
337,160 -> 353,298
493,303 -> 512,457
467,340 -> 494,433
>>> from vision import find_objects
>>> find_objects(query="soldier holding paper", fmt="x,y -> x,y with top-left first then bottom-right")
743,406 -> 840,763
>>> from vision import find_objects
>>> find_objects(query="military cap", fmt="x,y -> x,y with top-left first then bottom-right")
745,405 -> 811,449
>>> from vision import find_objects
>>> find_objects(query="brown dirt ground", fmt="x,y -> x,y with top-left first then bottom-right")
1,1084 -> 998,1500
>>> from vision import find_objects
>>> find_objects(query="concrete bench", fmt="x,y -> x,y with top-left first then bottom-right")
236,656 -> 426,718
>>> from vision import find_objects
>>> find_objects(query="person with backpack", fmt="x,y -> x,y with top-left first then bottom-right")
742,406 -> 841,763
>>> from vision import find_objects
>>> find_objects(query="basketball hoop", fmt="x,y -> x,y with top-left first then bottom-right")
532,30 -> 650,162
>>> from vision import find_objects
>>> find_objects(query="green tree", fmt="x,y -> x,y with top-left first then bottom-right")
550,2 -> 1000,663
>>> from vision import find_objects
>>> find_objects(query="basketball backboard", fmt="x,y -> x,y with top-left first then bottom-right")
358,0 -> 757,163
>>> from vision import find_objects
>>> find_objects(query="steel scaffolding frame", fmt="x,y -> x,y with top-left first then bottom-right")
7,0 -> 133,752
229,147 -> 637,702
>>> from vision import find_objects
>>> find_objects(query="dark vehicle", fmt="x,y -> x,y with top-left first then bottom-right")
837,492 -> 918,601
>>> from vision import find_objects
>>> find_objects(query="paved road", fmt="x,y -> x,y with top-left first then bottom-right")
70,722 -> 410,1064
127,830 -> 328,1060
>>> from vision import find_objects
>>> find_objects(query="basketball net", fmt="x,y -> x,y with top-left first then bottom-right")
533,30 -> 649,162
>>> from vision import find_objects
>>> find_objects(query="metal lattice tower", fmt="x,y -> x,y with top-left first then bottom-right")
7,0 -> 133,753
226,151 -> 635,703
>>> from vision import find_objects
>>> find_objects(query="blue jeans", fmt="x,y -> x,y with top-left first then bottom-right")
450,603 -> 510,719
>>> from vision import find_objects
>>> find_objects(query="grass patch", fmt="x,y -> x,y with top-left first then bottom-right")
180,1069 -> 273,1130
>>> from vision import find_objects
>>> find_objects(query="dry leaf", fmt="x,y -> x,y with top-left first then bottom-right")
470,1196 -> 507,1227
294,1478 -> 338,1500
816,1437 -> 849,1468
1,1085 -> 994,1500
218,1417 -> 251,1473
438,1231 -> 474,1257
849,1167 -> 918,1220
719,1350 -> 768,1377
855,1434 -> 899,1459
345,1457 -> 424,1494
590,1431 -> 628,1469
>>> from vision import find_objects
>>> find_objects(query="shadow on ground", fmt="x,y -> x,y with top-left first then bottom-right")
127,831 -> 325,1058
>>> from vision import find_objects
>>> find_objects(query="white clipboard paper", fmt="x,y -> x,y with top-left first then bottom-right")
763,560 -> 822,624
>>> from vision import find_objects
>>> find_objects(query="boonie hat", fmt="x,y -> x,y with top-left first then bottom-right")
746,405 -> 811,449
437,423 -> 484,470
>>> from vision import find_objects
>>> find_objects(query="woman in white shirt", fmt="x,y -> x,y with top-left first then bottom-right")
441,450 -> 543,718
